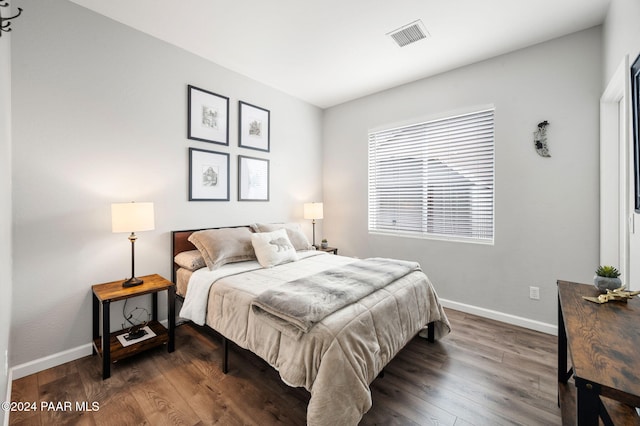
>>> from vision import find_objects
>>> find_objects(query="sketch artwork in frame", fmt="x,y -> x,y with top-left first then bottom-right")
238,155 -> 269,201
189,148 -> 230,201
239,101 -> 270,152
188,85 -> 229,145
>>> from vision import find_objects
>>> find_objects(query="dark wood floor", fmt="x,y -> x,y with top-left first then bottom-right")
9,309 -> 561,425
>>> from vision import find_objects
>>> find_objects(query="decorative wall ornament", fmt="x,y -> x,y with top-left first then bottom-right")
0,1 -> 22,37
534,120 -> 550,157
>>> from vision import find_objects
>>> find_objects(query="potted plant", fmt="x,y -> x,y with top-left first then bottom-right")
321,238 -> 328,249
594,265 -> 622,293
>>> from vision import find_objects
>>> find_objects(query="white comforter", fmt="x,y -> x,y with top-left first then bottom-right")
180,252 -> 451,426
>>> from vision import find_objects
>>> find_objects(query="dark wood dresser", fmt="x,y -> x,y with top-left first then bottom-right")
557,280 -> 640,425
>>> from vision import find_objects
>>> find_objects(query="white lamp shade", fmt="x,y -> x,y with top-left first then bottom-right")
111,202 -> 155,233
303,202 -> 324,220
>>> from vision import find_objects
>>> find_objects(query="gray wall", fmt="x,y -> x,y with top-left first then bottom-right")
0,18 -> 13,424
10,0 -> 323,366
322,27 -> 602,327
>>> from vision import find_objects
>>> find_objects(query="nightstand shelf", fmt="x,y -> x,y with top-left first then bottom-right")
317,246 -> 338,255
92,274 -> 175,379
91,320 -> 168,363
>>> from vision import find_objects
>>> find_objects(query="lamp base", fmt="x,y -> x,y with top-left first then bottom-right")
122,277 -> 144,288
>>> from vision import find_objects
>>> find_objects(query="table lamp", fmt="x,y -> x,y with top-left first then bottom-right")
303,202 -> 323,248
111,202 -> 155,287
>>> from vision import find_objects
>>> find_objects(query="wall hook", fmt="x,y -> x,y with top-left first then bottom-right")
0,1 -> 22,37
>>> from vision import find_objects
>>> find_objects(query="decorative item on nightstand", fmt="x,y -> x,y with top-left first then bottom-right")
321,239 -> 328,249
303,202 -> 323,248
593,265 -> 622,293
111,202 -> 155,287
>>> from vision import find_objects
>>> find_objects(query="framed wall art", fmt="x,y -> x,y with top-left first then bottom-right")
188,85 -> 229,145
239,101 -> 270,152
238,155 -> 269,201
189,148 -> 230,201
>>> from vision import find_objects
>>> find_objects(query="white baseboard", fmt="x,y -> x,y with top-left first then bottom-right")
10,319 -> 171,380
10,343 -> 94,381
440,298 -> 558,336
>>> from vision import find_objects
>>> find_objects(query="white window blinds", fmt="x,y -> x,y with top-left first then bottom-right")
368,108 -> 495,243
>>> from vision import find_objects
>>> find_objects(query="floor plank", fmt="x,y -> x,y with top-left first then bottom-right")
9,309 -> 562,425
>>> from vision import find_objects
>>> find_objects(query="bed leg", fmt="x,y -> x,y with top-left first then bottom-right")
427,322 -> 435,343
222,337 -> 229,374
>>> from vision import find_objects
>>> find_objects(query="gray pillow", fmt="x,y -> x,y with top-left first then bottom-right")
250,222 -> 313,251
188,227 -> 256,270
174,250 -> 206,271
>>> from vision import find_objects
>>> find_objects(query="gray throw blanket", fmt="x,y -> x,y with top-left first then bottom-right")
251,258 -> 420,338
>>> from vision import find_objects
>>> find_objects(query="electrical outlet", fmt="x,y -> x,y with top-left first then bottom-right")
529,286 -> 540,300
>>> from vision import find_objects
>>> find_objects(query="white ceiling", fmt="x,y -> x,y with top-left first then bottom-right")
69,0 -> 611,109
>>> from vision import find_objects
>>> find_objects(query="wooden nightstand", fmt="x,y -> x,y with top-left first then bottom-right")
92,274 -> 175,379
317,246 -> 338,255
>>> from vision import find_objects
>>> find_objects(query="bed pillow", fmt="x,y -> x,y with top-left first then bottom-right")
251,228 -> 298,268
174,249 -> 206,271
250,222 -> 313,251
188,227 -> 256,270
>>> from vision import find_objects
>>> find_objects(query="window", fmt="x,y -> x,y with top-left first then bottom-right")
368,107 -> 494,243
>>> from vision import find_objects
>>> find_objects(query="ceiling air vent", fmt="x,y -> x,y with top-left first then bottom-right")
387,20 -> 429,47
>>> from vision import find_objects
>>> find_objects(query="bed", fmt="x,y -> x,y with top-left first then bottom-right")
172,224 -> 451,426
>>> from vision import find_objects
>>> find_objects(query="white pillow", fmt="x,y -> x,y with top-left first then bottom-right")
251,228 -> 298,268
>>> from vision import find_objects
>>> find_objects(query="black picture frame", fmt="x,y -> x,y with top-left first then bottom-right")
632,54 -> 640,212
238,155 -> 270,201
239,101 -> 270,152
189,148 -> 230,201
188,85 -> 229,146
